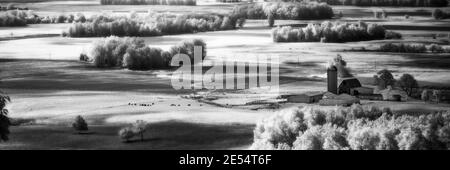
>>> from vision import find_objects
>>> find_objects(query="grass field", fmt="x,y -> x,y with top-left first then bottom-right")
0,0 -> 450,149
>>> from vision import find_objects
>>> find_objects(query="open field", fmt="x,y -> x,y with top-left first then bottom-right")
1,0 -> 450,149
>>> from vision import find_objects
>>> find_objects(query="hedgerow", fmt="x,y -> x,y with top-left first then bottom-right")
378,43 -> 449,53
64,13 -> 244,37
89,36 -> 206,70
271,21 -> 398,43
100,0 -> 197,5
251,105 -> 450,150
0,10 -> 88,27
281,0 -> 448,7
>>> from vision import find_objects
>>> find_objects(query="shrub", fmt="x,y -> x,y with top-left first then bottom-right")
322,124 -> 349,150
169,39 -> 207,62
118,127 -> 135,142
429,43 -> 444,53
75,13 -> 86,23
72,115 -> 88,133
56,14 -> 66,23
432,9 -> 449,20
396,127 -> 427,150
0,92 -> 11,142
79,53 -> 89,62
272,21 -> 396,43
118,120 -> 148,142
308,108 -> 327,126
385,31 -> 402,39
251,105 -> 450,150
292,126 -> 323,150
347,125 -> 380,150
252,107 -> 308,148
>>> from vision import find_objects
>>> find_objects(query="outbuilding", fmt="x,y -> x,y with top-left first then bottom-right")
284,92 -> 324,103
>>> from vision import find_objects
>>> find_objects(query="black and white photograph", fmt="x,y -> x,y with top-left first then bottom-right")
1,0 -> 450,154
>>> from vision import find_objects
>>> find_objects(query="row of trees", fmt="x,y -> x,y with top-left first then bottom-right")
379,43 -> 450,53
251,104 -> 450,150
231,2 -> 334,20
64,13 -> 245,37
88,36 -> 206,70
277,0 -> 448,6
0,10 -> 88,27
0,4 -> 29,11
100,0 -> 197,5
271,21 -> 400,43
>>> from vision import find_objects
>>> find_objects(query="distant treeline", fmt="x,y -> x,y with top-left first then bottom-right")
276,0 -> 448,7
232,2 -> 334,20
0,10 -> 87,27
216,0 -> 242,2
64,13 -> 245,37
100,0 -> 197,5
271,21 -> 401,43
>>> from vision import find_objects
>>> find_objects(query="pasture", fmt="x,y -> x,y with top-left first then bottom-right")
0,0 -> 450,149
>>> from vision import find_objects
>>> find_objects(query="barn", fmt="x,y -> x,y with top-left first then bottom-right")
338,77 -> 362,94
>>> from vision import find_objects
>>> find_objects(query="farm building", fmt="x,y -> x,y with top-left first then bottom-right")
338,77 -> 362,94
350,86 -> 374,96
282,92 -> 324,103
378,86 -> 408,101
319,92 -> 360,106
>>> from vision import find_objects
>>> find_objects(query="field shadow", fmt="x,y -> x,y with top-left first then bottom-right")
386,53 -> 450,69
6,120 -> 255,150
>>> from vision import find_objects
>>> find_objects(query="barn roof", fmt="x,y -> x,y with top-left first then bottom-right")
338,77 -> 362,88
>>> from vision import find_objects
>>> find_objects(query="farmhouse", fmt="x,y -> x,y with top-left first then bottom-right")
378,86 -> 408,101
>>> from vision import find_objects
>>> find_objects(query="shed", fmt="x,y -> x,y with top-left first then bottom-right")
285,92 -> 324,103
338,77 -> 362,94
380,86 -> 408,101
350,86 -> 374,96
319,92 -> 360,106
